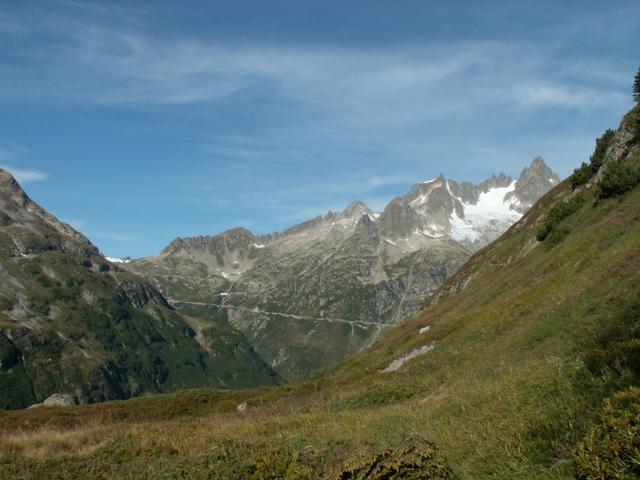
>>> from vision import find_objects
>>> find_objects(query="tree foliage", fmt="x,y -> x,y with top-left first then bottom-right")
597,154 -> 640,198
536,194 -> 584,241
634,66 -> 640,103
570,129 -> 615,189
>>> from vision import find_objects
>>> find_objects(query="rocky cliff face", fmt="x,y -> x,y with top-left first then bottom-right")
128,158 -> 559,381
0,170 -> 279,409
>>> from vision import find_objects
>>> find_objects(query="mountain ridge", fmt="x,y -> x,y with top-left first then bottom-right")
127,157 -> 559,380
3,104 -> 638,479
0,170 -> 280,409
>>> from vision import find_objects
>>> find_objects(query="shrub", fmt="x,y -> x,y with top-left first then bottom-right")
629,106 -> 640,141
570,163 -> 592,189
597,155 -> 640,198
536,194 -> 584,241
574,387 -> 640,480
571,129 -> 615,189
337,438 -> 454,479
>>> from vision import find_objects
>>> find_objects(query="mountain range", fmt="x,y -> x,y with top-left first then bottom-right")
127,157 -> 559,380
2,102 -> 638,478
0,170 -> 279,409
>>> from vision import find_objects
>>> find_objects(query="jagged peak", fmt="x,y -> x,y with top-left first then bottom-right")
530,156 -> 547,169
422,173 -> 446,185
163,227 -> 255,254
0,168 -> 30,207
219,226 -> 254,238
384,196 -> 408,210
0,168 -> 17,187
516,156 -> 559,184
342,200 -> 371,218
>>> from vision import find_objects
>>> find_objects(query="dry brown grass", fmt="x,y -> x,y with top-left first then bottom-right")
0,423 -> 117,459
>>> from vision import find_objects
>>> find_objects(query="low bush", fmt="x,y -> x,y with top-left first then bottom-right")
338,439 -> 453,479
571,129 -> 615,189
574,387 -> 640,480
536,195 -> 584,242
597,154 -> 640,198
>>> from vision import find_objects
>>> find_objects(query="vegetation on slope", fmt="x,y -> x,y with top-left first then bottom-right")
0,171 -> 280,410
571,129 -> 615,189
1,107 -> 639,478
574,387 -> 640,480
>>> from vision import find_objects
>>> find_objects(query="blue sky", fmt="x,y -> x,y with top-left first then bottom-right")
0,0 -> 638,258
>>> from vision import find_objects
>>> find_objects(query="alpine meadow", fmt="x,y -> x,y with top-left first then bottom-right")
0,2 -> 639,479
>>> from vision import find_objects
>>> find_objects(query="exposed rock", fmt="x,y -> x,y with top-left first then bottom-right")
126,159 -> 559,381
507,156 -> 561,210
382,343 -> 436,373
0,168 -> 280,410
43,393 -> 78,407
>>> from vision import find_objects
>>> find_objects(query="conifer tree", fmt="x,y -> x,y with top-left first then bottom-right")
634,66 -> 640,103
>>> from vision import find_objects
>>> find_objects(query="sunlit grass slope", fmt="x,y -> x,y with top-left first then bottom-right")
1,107 -> 639,479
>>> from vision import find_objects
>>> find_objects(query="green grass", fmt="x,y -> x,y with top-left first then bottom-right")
2,121 -> 640,477
2,170 -> 639,477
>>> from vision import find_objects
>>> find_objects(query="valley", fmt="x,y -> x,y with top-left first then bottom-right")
1,103 -> 638,478
127,158 -> 558,380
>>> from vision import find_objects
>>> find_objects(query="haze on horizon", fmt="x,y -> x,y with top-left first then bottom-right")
0,0 -> 638,258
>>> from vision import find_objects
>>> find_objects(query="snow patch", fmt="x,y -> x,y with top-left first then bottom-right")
105,256 -> 130,264
410,193 -> 429,207
449,211 -> 482,243
419,325 -> 430,334
253,243 -> 265,249
384,238 -> 397,246
449,181 -> 522,243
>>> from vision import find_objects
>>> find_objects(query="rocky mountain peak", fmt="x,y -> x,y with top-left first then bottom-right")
0,169 -> 33,210
350,213 -> 379,250
378,197 -> 423,237
530,156 -> 546,168
511,156 -> 560,209
478,172 -> 513,192
0,169 -> 98,256
219,227 -> 255,240
0,168 -> 19,188
126,156 -> 560,381
163,227 -> 256,255
342,201 -> 372,219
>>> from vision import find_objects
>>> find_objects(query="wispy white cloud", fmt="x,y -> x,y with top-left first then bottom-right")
0,2 -> 636,249
1,14 -> 628,117
367,175 -> 418,188
512,82 -> 627,108
0,165 -> 48,183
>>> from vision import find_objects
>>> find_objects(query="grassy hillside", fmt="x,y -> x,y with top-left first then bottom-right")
0,170 -> 280,409
0,106 -> 639,478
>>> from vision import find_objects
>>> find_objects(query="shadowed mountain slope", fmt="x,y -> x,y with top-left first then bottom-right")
2,104 -> 637,477
0,170 -> 279,409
